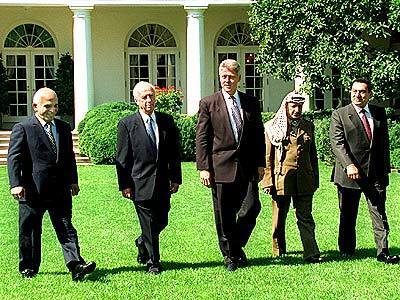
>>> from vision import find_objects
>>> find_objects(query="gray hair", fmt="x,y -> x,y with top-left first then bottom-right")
132,81 -> 155,100
32,87 -> 58,104
219,59 -> 240,75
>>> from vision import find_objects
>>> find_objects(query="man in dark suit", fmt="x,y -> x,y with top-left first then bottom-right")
330,78 -> 398,264
116,81 -> 182,274
196,59 -> 265,271
7,87 -> 96,280
262,91 -> 321,263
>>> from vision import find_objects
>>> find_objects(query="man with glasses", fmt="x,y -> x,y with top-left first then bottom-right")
330,78 -> 398,264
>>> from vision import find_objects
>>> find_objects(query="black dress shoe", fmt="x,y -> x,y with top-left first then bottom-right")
305,255 -> 323,264
237,249 -> 248,268
148,263 -> 162,275
377,253 -> 400,264
71,261 -> 96,281
21,269 -> 37,279
135,240 -> 149,265
224,256 -> 237,272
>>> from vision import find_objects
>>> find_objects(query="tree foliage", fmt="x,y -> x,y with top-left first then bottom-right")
53,53 -> 74,115
0,56 -> 9,114
249,0 -> 400,104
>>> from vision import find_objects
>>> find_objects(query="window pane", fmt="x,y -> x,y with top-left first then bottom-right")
130,55 -> 138,66
157,54 -> 166,65
7,80 -> 16,91
6,55 -> 15,66
45,68 -> 54,79
17,68 -> 26,79
35,80 -> 45,89
140,55 -> 148,66
35,68 -> 44,79
245,65 -> 254,76
10,104 -> 17,116
17,55 -> 26,66
157,66 -> 166,78
140,67 -> 148,78
17,80 -> 27,91
45,55 -> 54,66
35,55 -> 44,66
157,79 -> 166,88
9,93 -> 17,104
246,77 -> 254,88
19,92 -> 27,104
18,105 -> 27,116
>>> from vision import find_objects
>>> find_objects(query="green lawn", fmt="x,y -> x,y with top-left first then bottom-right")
1,163 -> 400,300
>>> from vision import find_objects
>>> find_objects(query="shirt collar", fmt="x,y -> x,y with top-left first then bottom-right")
35,115 -> 56,127
352,103 -> 371,115
139,110 -> 156,123
222,89 -> 240,102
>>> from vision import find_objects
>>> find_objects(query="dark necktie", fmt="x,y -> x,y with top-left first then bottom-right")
44,123 -> 57,155
146,118 -> 157,155
230,96 -> 242,141
360,109 -> 372,141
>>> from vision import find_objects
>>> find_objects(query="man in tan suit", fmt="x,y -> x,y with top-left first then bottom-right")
262,91 -> 321,263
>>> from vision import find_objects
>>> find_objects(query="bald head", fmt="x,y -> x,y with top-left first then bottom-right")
32,87 -> 59,122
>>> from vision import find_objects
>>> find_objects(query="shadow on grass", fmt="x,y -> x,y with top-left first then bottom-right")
63,246 -> 400,282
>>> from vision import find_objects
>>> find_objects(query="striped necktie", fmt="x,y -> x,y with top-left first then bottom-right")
146,118 -> 157,155
230,95 -> 242,141
44,123 -> 57,155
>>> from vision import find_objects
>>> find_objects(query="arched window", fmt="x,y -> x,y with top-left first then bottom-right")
215,23 -> 264,109
126,24 -> 178,101
3,23 -> 57,117
217,23 -> 257,47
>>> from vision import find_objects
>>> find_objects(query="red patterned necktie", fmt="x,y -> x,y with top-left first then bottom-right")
360,109 -> 372,141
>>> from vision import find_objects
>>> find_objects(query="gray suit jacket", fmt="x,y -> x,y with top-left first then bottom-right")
330,103 -> 390,189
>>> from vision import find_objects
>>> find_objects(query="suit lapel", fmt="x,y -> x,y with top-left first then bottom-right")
369,105 -> 380,137
346,104 -> 371,144
32,116 -> 57,158
216,91 -> 236,142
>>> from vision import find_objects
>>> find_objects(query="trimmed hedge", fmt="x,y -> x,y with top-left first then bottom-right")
78,104 -> 400,168
78,102 -> 137,164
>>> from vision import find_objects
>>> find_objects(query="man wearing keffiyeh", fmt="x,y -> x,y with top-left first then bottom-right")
261,91 -> 322,263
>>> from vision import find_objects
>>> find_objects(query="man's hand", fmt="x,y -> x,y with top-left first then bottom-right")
11,186 -> 25,200
258,167 -> 265,182
200,170 -> 214,188
346,164 -> 360,180
71,184 -> 80,196
122,187 -> 133,199
170,182 -> 180,194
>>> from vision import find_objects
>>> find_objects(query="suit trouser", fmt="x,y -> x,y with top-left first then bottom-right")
337,185 -> 389,256
271,194 -> 320,259
134,190 -> 171,265
18,199 -> 83,273
211,178 -> 261,259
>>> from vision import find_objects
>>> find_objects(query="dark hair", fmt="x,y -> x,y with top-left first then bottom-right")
351,78 -> 372,92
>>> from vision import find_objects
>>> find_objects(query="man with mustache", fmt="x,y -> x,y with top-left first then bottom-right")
330,78 -> 399,264
196,59 -> 265,271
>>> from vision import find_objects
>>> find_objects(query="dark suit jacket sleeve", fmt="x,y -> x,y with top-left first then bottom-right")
115,118 -> 134,191
310,123 -> 319,188
168,115 -> 182,184
330,109 -> 354,169
196,99 -> 213,171
7,123 -> 26,188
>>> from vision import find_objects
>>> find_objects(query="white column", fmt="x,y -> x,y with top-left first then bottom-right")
185,6 -> 207,116
70,6 -> 94,128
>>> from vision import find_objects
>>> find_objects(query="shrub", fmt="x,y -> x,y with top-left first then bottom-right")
78,102 -> 137,164
53,53 -> 74,116
155,86 -> 183,115
388,120 -> 400,169
0,56 -> 9,115
175,114 -> 197,161
314,117 -> 335,166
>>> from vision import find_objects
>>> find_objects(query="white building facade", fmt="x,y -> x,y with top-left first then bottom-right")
0,0 -> 294,129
